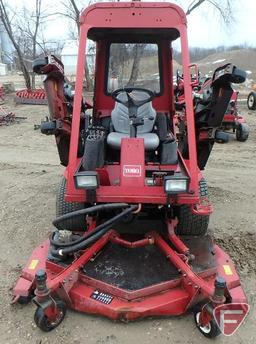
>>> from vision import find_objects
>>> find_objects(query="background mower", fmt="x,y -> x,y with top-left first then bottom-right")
175,64 -> 249,143
12,1 -> 247,338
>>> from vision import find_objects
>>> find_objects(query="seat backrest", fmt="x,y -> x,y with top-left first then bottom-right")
111,92 -> 157,134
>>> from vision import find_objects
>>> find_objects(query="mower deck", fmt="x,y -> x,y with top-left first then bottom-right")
13,228 -> 246,322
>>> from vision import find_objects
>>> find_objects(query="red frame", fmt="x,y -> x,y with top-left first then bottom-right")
65,1 -> 199,205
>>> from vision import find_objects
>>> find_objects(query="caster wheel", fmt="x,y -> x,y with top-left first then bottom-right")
194,305 -> 221,338
34,300 -> 66,332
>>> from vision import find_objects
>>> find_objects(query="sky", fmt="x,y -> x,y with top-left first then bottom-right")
184,0 -> 256,48
6,0 -> 256,48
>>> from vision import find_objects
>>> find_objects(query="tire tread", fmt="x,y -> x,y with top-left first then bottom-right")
56,177 -> 85,230
176,179 -> 209,236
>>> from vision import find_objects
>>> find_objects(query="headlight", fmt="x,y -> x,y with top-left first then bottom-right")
74,171 -> 98,189
164,175 -> 189,194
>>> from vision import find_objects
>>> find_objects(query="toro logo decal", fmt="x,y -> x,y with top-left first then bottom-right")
123,165 -> 141,177
213,303 -> 249,336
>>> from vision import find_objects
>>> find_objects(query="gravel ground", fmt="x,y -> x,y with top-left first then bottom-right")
0,96 -> 255,344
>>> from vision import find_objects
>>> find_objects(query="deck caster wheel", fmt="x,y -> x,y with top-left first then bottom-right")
34,300 -> 66,332
194,308 -> 221,339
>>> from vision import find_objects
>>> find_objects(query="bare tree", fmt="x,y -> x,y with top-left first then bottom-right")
30,0 -> 42,89
128,0 -> 235,85
0,0 -> 31,89
128,44 -> 145,86
16,0 -> 43,88
0,0 -> 49,90
186,0 -> 233,23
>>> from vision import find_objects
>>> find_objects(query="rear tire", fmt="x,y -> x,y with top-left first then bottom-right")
56,177 -> 86,231
236,123 -> 249,142
175,179 -> 209,236
247,92 -> 256,110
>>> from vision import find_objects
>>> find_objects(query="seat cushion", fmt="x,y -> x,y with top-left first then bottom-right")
107,132 -> 159,150
111,91 -> 157,134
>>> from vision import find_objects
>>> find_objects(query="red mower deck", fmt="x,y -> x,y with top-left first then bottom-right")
13,228 -> 246,320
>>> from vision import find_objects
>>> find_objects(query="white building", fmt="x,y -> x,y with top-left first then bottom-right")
61,39 -> 96,76
0,22 -> 13,74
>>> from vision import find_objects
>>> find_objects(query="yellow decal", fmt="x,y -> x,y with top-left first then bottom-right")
28,259 -> 39,270
223,264 -> 233,276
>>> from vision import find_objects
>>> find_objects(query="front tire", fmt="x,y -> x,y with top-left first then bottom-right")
56,177 -> 86,231
175,179 -> 209,236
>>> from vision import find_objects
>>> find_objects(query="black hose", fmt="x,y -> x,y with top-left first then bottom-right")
50,206 -> 136,256
50,205 -> 136,248
53,202 -> 129,230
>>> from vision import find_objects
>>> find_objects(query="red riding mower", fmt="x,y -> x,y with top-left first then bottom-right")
12,1 -> 248,338
175,64 -> 249,143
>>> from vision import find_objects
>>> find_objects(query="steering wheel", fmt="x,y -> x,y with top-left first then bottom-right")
111,87 -> 155,113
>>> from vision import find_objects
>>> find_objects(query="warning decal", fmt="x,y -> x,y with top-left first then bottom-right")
90,290 -> 113,304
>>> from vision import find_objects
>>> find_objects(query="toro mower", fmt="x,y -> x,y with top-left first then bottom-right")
175,64 -> 249,143
12,1 -> 248,338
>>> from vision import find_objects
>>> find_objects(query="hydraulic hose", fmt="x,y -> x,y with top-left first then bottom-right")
52,202 -> 129,230
50,205 -> 137,256
50,204 -> 136,248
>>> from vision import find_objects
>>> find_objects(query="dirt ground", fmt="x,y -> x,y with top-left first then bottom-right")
0,95 -> 255,344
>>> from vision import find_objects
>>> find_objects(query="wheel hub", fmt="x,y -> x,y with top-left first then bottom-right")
248,95 -> 254,106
